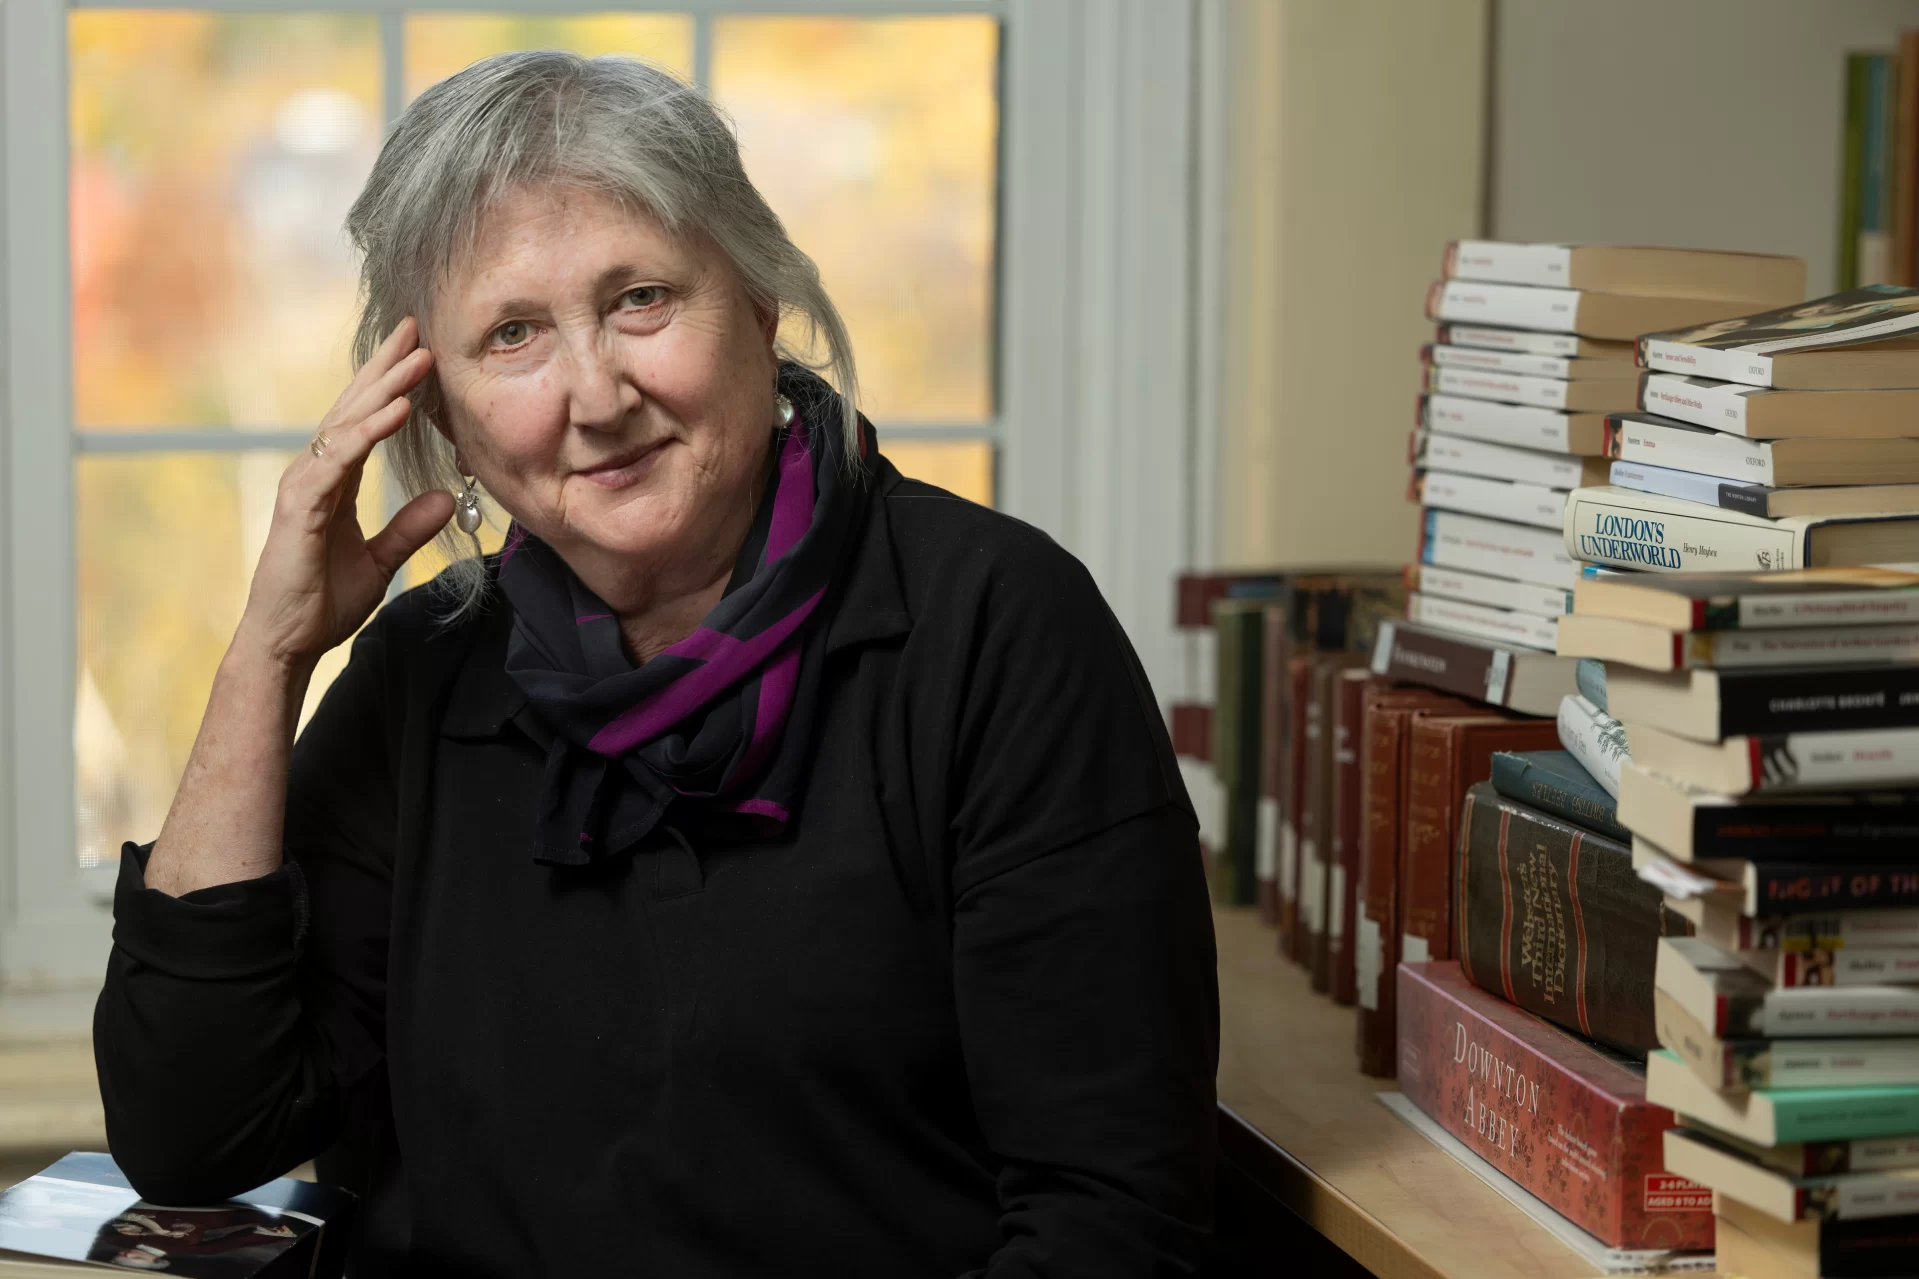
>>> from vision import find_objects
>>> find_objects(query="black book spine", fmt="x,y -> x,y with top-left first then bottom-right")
1694,802 -> 1919,859
1713,666 -> 1919,736
1821,1211 -> 1919,1278
1715,482 -> 1773,518
1752,863 -> 1919,912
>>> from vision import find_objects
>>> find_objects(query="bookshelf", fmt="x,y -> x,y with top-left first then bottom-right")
1212,905 -> 1725,1279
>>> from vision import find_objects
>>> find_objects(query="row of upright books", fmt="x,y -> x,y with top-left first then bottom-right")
1183,238 -> 1919,1274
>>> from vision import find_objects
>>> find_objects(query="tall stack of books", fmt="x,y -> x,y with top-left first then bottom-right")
1407,241 -> 1802,671
1554,570 -> 1919,1279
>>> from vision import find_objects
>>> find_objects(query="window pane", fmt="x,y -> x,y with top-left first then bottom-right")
77,452 -> 386,868
71,13 -> 381,430
713,17 -> 999,425
880,438 -> 993,507
405,15 -> 694,101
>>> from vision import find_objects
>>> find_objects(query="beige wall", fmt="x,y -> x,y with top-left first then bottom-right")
1492,0 -> 1919,297
1215,0 -> 1489,570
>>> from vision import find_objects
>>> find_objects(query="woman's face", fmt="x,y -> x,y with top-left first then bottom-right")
429,185 -> 780,604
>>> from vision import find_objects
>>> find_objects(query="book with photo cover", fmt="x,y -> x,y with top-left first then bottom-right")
1639,285 -> 1919,389
0,1153 -> 353,1276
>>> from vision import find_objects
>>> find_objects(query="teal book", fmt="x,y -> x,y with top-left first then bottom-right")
1488,749 -> 1627,842
1648,1050 -> 1919,1146
1575,658 -> 1606,712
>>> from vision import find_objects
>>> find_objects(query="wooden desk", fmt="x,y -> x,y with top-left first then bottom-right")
1213,906 -> 1720,1279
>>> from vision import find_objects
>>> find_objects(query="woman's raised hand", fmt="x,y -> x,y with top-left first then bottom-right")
236,317 -> 456,674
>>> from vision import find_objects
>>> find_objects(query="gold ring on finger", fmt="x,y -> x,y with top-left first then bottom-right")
309,430 -> 331,458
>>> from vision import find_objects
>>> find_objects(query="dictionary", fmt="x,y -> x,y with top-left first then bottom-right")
1395,961 -> 1715,1250
1561,485 -> 1919,575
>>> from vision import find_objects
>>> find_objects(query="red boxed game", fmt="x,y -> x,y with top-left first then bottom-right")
1397,961 -> 1713,1251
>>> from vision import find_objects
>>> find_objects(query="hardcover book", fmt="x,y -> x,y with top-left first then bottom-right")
1639,285 -> 1919,389
1305,653 -> 1368,989
1562,485 -> 1919,576
1355,690 -> 1471,1077
1489,749 -> 1630,842
1329,668 -> 1375,1005
0,1153 -> 353,1278
1256,604 -> 1285,926
1399,714 -> 1562,968
1442,241 -> 1803,302
1454,783 -> 1677,1055
1396,961 -> 1715,1250
1606,410 -> 1919,489
1210,599 -> 1266,905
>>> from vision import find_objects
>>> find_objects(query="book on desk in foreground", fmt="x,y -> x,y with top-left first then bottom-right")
0,1153 -> 353,1277
1394,961 -> 1714,1251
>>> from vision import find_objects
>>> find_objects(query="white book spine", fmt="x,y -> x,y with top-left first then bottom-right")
1433,366 -> 1573,410
1256,796 -> 1278,883
1432,279 -> 1582,332
1610,415 -> 1776,486
1448,240 -> 1573,287
1834,1169 -> 1919,1219
1853,1137 -> 1919,1171
1424,394 -> 1578,453
1430,344 -> 1574,379
1557,693 -> 1628,797
1704,622 -> 1919,668
1424,509 -> 1585,589
1641,337 -> 1775,388
1300,843 -> 1325,934
1609,459 -> 1733,508
1417,430 -> 1592,489
1328,865 -> 1347,942
1738,591 -> 1919,628
1420,470 -> 1568,529
1764,1042 -> 1919,1091
1760,984 -> 1919,1036
1563,487 -> 1801,574
1751,727 -> 1919,789
1776,947 -> 1919,988
1356,915 -> 1383,1010
1440,323 -> 1583,357
1412,564 -> 1571,618
1642,374 -> 1763,435
1407,592 -> 1559,651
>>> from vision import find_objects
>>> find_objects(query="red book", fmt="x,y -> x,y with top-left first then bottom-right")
1307,653 -> 1369,991
1282,655 -> 1313,964
1355,690 -> 1469,1077
1399,714 -> 1561,966
1329,669 -> 1380,1005
1397,962 -> 1714,1251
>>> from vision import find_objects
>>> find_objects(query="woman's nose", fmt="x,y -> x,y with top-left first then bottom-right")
564,337 -> 638,433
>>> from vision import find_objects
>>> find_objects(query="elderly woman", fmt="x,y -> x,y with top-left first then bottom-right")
94,51 -> 1217,1277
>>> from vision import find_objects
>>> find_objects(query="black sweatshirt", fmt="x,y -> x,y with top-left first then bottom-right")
95,461 -> 1219,1277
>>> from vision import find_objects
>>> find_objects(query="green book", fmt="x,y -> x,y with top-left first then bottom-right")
1841,53 -> 1869,291
1648,1049 -> 1919,1147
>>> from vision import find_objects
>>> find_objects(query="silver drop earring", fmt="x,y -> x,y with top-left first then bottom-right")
455,474 -> 483,540
774,393 -> 795,430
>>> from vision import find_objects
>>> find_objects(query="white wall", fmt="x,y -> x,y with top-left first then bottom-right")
1214,0 -> 1489,570
1492,0 -> 1919,296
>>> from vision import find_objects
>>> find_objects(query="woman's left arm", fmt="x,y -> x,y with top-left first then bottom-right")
943,544 -> 1218,1278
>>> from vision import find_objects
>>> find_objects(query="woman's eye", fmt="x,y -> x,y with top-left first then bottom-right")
623,286 -> 665,309
492,321 -> 530,348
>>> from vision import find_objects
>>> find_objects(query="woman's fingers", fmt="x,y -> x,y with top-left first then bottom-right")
281,395 -> 415,535
365,489 -> 456,580
326,343 -> 433,439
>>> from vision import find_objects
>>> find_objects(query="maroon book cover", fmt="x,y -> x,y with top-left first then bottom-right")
1330,669 -> 1378,1006
1282,656 -> 1312,964
1397,962 -> 1714,1251
1355,690 -> 1468,1077
1307,654 -> 1369,991
1257,604 -> 1286,927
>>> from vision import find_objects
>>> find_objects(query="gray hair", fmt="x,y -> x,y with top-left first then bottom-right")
344,50 -> 860,614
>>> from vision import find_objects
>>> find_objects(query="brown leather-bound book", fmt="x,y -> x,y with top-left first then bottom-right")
1256,604 -> 1286,927
1307,653 -> 1368,991
1399,714 -> 1561,968
1329,669 -> 1380,1005
1355,690 -> 1470,1077
1453,782 -> 1688,1056
1281,654 -> 1313,964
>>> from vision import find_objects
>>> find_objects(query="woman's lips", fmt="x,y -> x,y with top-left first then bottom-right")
575,440 -> 668,490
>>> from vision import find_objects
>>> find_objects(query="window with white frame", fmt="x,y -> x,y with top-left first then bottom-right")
68,3 -> 1002,881
0,0 -> 1201,1012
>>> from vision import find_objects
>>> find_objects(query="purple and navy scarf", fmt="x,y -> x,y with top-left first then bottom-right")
495,366 -> 873,865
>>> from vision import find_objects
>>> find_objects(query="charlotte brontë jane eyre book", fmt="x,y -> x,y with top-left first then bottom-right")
1394,961 -> 1714,1250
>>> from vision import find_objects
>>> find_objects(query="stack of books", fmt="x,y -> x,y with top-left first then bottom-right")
1557,561 -> 1919,1276
1407,241 -> 1803,670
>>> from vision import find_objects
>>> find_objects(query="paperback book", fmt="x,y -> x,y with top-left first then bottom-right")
1639,285 -> 1919,389
1606,410 -> 1919,489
